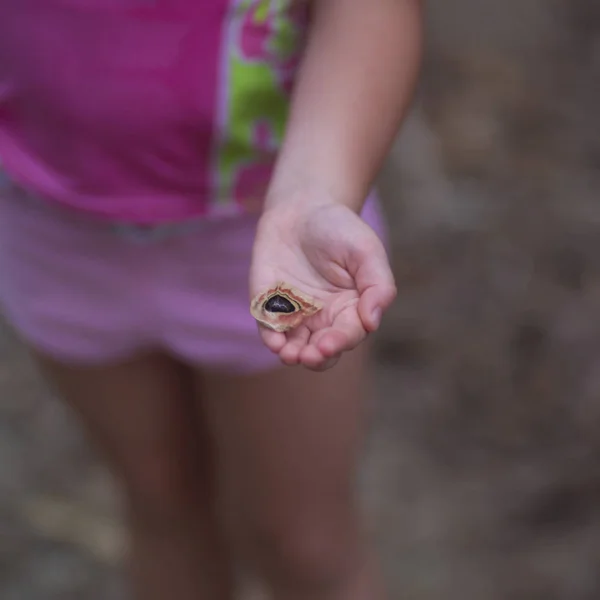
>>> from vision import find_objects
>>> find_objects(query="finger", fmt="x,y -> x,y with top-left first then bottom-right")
311,356 -> 341,372
314,314 -> 368,358
279,326 -> 311,366
358,283 -> 396,332
350,240 -> 397,332
259,326 -> 286,354
299,344 -> 340,371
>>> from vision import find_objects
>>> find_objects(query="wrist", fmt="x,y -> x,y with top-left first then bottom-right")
258,186 -> 347,243
263,177 -> 365,216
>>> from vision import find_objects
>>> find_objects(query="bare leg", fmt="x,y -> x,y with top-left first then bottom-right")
33,351 -> 234,600
199,347 -> 386,600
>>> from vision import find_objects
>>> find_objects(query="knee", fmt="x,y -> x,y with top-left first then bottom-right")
120,452 -> 203,529
232,511 -> 360,591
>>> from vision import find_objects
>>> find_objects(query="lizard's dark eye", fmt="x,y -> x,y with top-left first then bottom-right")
264,294 -> 296,314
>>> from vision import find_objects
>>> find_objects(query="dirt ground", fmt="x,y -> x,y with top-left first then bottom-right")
2,1 -> 600,598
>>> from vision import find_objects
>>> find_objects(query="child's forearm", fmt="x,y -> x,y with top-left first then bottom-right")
266,0 -> 423,212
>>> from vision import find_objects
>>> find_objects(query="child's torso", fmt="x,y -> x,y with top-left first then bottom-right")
0,0 -> 308,222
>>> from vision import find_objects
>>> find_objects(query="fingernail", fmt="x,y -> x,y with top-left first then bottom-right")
371,308 -> 382,328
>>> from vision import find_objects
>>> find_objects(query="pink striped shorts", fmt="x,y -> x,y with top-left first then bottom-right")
0,183 -> 386,373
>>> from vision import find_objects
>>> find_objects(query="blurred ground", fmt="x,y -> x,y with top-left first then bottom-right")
2,0 -> 600,598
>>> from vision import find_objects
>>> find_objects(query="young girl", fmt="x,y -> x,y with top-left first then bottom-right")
0,1 -> 421,598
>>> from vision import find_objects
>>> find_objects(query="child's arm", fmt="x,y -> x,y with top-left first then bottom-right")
252,0 -> 420,366
266,0 -> 423,212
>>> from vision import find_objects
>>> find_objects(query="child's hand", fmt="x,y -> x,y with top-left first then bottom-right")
250,202 -> 396,371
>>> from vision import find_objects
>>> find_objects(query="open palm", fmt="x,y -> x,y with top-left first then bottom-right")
250,203 -> 397,370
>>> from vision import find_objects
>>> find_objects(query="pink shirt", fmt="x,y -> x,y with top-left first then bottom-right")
0,0 -> 307,223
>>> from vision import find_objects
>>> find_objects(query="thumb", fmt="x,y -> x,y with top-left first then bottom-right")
350,238 -> 397,332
